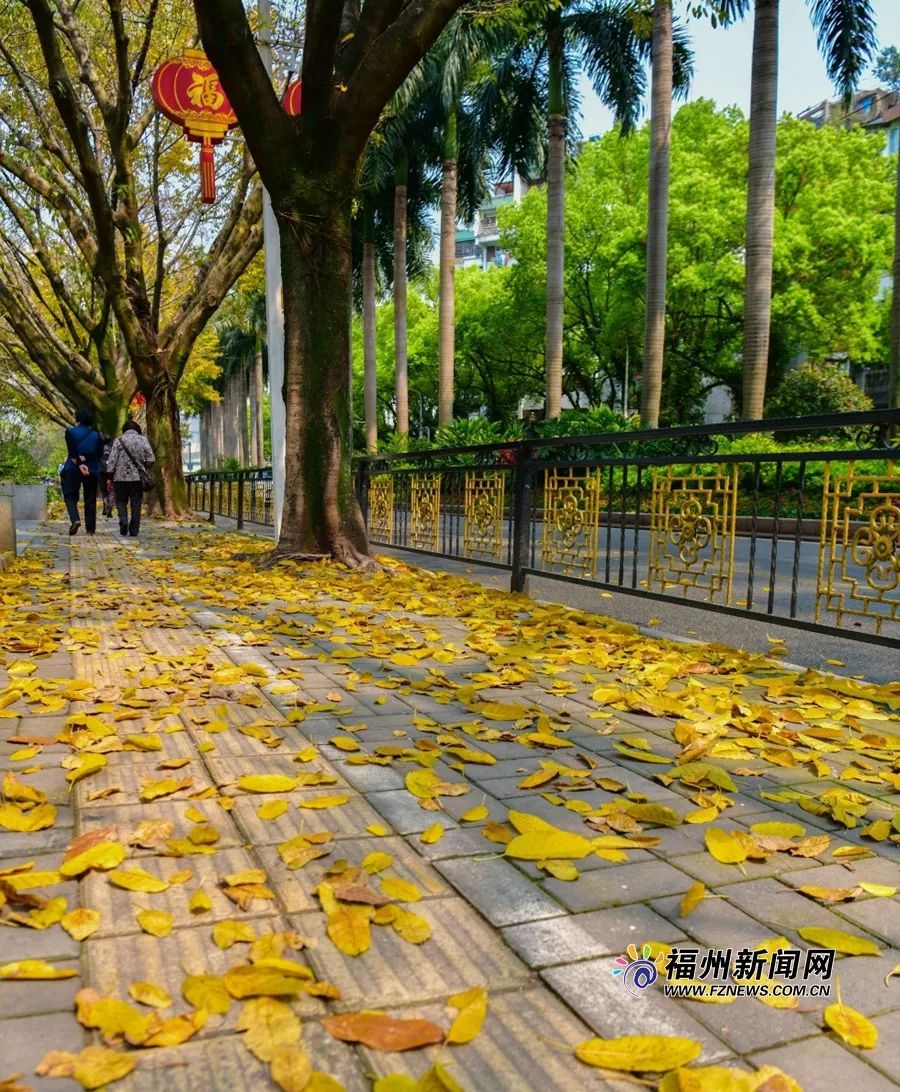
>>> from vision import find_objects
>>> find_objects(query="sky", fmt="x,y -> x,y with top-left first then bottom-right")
579,0 -> 900,138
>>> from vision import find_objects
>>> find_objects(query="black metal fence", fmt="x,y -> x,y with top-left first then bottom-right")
187,410 -> 900,646
186,467 -> 273,529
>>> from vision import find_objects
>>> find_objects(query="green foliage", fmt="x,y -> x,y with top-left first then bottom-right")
874,45 -> 900,94
433,417 -> 525,448
765,363 -> 873,419
531,406 -> 631,438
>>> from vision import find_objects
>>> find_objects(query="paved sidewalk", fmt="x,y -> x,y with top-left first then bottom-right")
1,521 -> 899,1091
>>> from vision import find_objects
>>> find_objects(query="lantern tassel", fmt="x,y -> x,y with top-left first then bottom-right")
200,139 -> 216,204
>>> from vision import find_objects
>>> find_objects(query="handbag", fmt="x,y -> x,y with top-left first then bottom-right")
119,439 -> 155,491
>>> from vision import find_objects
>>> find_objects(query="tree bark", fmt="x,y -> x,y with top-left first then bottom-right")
742,0 -> 779,420
212,399 -> 224,467
394,152 -> 409,437
891,147 -> 900,409
545,18 -> 566,421
249,359 -> 260,465
276,192 -> 370,565
438,109 -> 458,429
363,198 -> 378,453
254,346 -> 266,463
143,375 -> 187,519
640,0 -> 673,430
239,368 -> 251,466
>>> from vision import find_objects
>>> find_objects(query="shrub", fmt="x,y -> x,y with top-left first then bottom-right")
766,363 -> 872,420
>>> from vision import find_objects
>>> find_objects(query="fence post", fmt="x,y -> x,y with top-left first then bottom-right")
208,476 -> 215,523
236,474 -> 244,530
510,442 -> 532,593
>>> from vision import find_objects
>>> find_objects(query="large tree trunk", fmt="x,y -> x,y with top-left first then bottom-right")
254,346 -> 265,463
275,191 -> 370,565
640,0 -> 673,430
212,400 -> 224,467
742,0 -> 779,420
545,18 -> 565,421
363,198 -> 378,453
891,147 -> 900,409
394,153 -> 409,437
438,108 -> 458,429
144,375 -> 188,519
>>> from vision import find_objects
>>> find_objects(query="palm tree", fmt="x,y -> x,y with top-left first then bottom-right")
721,0 -> 877,418
361,192 -> 378,452
495,2 -> 691,420
640,0 -> 673,429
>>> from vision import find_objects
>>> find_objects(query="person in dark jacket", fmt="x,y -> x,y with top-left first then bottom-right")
106,421 -> 155,538
61,408 -> 104,536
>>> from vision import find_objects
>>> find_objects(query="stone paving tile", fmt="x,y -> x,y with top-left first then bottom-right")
76,799 -> 243,856
542,859 -> 695,912
230,791 -> 388,845
409,826 -> 492,861
749,1035 -> 900,1091
0,1012 -> 84,1092
205,752 -> 351,792
780,857 -> 900,891
502,904 -> 687,969
358,989 -> 600,1092
81,845 -> 276,937
687,995 -> 821,1056
867,1009 -> 900,1085
720,877 -> 887,942
72,762 -> 215,807
435,857 -> 564,927
0,962 -> 81,1020
292,897 -> 532,1011
256,834 -> 450,913
672,848 -> 822,887
649,892 -> 779,950
541,957 -> 733,1063
824,951 -> 900,1016
832,897 -> 900,948
363,790 -> 461,835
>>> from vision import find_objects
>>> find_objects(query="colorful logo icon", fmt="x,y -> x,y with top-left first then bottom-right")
612,943 -> 666,997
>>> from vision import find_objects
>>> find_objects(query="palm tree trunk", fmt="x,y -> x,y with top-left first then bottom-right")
239,368 -> 251,466
891,147 -> 900,409
199,405 -> 209,469
438,107 -> 458,428
742,0 -> 779,420
640,0 -> 673,430
249,356 -> 260,464
545,16 -> 566,421
254,344 -> 265,463
394,151 -> 409,437
363,196 -> 378,453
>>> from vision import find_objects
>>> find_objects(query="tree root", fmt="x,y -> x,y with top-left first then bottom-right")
252,538 -> 380,572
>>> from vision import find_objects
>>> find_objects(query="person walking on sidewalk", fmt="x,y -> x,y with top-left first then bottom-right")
61,408 -> 104,536
107,421 -> 155,538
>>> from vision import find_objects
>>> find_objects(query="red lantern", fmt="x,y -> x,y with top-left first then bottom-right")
152,49 -> 238,204
283,80 -> 302,117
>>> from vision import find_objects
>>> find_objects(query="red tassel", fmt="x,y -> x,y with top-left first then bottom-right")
200,140 -> 216,204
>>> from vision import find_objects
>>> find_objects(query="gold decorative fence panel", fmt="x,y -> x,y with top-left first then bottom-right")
648,464 -> 738,602
463,472 -> 505,561
410,473 -> 441,551
541,469 -> 603,579
816,460 -> 900,634
368,474 -> 394,543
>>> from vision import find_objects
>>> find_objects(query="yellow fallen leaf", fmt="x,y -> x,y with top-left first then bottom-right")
0,960 -> 78,980
361,851 -> 393,875
142,1009 -> 207,1048
213,920 -> 257,949
419,823 -> 444,844
679,881 -> 707,917
379,877 -> 421,903
575,1034 -> 701,1072
0,803 -> 56,832
188,890 -> 212,914
705,827 -> 747,865
824,1002 -> 878,1048
128,981 -> 172,1009
447,986 -> 488,1044
505,830 -> 593,861
366,824 -> 388,837
60,908 -> 101,941
108,868 -> 169,894
35,1045 -> 135,1089
136,910 -> 173,937
258,800 -> 289,821
459,804 -> 489,823
182,973 -> 232,1015
858,882 -> 897,897
298,794 -> 349,809
239,774 -> 297,794
60,842 -> 127,878
797,926 -> 880,956
237,996 -> 301,1062
327,905 -> 373,955
270,1042 -> 313,1092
